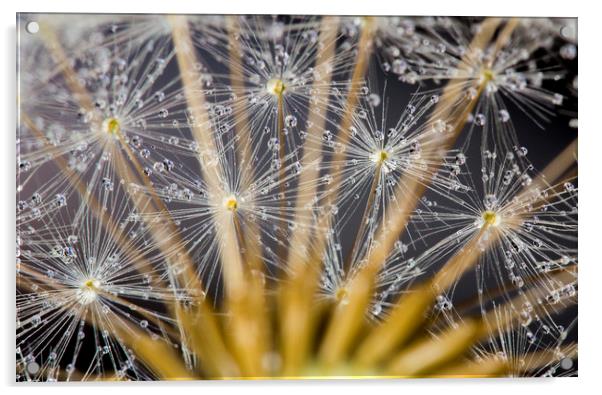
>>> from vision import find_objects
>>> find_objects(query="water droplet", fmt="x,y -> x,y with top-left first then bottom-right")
392,59 -> 408,75
101,178 -> 113,191
368,93 -> 381,107
153,162 -> 165,172
18,160 -> 31,172
26,361 -> 40,374
54,194 -> 67,207
560,357 -> 573,370
432,119 -> 447,133
483,194 -> 498,210
284,115 -> 297,128
455,153 -> 466,165
560,44 -> 577,60
474,113 -> 486,126
498,109 -> 510,123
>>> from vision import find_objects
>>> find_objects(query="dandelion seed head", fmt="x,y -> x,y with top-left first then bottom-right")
371,149 -> 389,164
101,117 -> 121,136
266,78 -> 286,96
481,67 -> 496,84
223,195 -> 239,212
76,278 -> 101,305
335,287 -> 349,305
481,210 -> 501,227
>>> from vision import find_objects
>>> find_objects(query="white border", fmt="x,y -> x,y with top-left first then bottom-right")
1,1 -> 598,394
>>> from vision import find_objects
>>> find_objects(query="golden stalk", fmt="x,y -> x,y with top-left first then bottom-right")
111,125 -> 242,377
113,320 -> 194,380
385,319 -> 480,376
317,165 -> 390,369
226,16 -> 264,271
318,262 -> 378,368
226,22 -> 284,377
278,216 -> 338,376
226,19 -> 275,373
314,16 -> 375,231
311,18 -> 380,367
285,16 -> 340,272
170,15 -> 269,377
175,302 -> 239,378
278,259 -> 327,376
328,17 -> 375,164
312,161 -> 385,370
225,280 -> 270,377
216,209 -> 269,377
279,16 -> 341,375
169,15 -> 245,299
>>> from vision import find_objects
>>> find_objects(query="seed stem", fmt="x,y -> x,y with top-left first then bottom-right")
344,161 -> 383,272
226,16 -> 264,271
